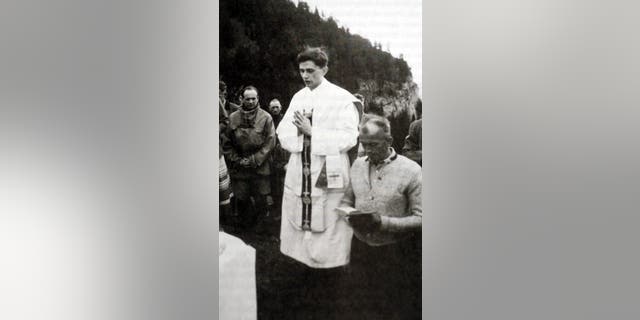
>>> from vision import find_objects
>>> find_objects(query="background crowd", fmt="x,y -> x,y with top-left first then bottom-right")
219,46 -> 422,320
219,3 -> 422,318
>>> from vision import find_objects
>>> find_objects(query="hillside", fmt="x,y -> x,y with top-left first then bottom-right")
220,0 -> 420,149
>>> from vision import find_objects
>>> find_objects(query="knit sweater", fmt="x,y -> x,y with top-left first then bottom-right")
340,149 -> 422,246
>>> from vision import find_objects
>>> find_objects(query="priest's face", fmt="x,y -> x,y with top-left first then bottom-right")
299,60 -> 326,90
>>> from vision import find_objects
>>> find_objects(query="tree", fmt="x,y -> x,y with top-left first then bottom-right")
298,1 -> 309,12
220,0 -> 414,108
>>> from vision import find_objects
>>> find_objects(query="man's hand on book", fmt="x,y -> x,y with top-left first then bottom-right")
348,213 -> 381,233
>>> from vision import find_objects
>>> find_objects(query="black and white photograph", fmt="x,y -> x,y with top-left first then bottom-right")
218,0 -> 423,319
5,1 -> 640,320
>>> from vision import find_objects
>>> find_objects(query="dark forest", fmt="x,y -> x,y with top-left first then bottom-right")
220,0 -> 420,150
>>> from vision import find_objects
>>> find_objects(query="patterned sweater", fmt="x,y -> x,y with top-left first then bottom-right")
340,149 -> 422,246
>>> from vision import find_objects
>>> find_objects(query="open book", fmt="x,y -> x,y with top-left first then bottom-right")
335,206 -> 375,217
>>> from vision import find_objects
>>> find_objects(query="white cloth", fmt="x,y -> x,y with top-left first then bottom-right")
276,78 -> 360,268
219,232 -> 256,320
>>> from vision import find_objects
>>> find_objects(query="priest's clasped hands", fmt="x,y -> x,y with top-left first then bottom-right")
293,110 -> 312,136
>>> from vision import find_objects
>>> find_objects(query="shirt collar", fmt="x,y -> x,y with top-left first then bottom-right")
307,77 -> 328,93
365,148 -> 397,165
239,105 -> 259,127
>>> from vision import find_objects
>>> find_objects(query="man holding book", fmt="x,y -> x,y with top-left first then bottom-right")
339,114 -> 422,319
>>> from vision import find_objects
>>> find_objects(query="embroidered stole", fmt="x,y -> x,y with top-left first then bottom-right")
301,114 -> 313,231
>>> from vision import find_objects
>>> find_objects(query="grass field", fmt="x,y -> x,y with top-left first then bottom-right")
222,213 -> 374,320
222,207 -> 421,320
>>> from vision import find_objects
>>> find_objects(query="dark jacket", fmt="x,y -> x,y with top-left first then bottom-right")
269,113 -> 290,171
222,99 -> 240,116
402,119 -> 422,165
223,107 -> 276,178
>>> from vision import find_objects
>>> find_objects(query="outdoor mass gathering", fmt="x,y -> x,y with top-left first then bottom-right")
218,0 -> 422,319
4,0 -> 638,319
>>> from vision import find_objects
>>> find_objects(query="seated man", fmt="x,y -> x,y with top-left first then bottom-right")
340,114 -> 422,319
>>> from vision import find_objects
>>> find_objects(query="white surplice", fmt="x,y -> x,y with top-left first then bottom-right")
276,78 -> 360,268
219,232 -> 256,320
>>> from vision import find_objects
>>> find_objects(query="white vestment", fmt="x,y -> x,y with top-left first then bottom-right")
277,78 -> 360,268
219,232 -> 257,320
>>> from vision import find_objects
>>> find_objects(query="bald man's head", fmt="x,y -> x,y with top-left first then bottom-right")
359,115 -> 392,163
268,99 -> 282,116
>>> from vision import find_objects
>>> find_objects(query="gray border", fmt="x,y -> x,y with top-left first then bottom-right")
214,2 -> 221,318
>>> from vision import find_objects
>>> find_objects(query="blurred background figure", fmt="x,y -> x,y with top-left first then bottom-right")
219,154 -> 233,228
220,80 -> 240,117
267,98 -> 289,223
354,93 -> 365,118
267,98 -> 284,125
402,98 -> 422,165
